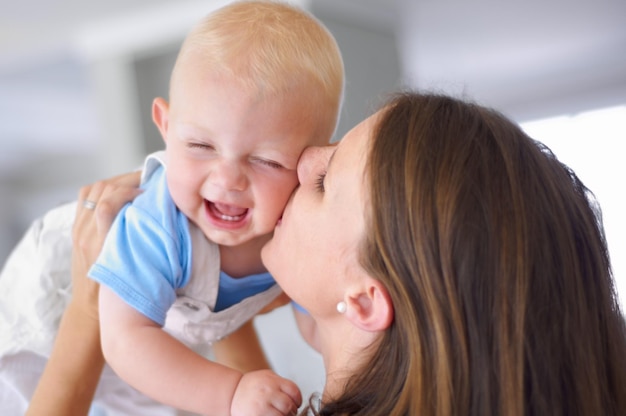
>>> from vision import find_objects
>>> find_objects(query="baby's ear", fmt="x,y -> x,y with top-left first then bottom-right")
152,97 -> 170,141
345,278 -> 394,332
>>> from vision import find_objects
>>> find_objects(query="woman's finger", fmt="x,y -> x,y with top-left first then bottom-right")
74,172 -> 142,243
73,171 -> 141,257
70,171 -> 142,319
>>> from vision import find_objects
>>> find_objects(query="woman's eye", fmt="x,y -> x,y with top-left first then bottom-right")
315,172 -> 326,192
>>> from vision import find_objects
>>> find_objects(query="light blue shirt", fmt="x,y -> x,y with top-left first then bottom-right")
215,270 -> 274,312
89,165 -> 192,326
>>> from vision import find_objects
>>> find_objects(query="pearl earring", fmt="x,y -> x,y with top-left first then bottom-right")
336,301 -> 347,314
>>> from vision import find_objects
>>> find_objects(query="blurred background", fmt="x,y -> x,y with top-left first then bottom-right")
1,0 -> 625,402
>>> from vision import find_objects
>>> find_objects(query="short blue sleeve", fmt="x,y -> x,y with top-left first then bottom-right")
88,166 -> 192,326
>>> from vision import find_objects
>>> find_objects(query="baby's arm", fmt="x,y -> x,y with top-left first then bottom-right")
212,319 -> 271,372
213,292 -> 291,373
99,286 -> 301,415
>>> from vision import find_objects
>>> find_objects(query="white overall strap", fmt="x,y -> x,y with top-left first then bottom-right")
163,222 -> 220,351
163,222 -> 281,354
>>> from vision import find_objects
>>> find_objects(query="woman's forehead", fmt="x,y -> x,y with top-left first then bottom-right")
334,111 -> 379,161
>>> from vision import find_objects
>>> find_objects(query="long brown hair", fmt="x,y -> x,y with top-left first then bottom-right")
316,92 -> 626,415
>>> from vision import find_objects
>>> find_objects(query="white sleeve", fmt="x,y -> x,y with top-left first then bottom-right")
0,201 -> 77,358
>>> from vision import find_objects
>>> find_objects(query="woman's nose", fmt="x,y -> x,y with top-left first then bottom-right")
297,145 -> 334,184
210,159 -> 248,191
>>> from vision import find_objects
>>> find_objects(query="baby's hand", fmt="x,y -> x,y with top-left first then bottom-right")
230,369 -> 301,416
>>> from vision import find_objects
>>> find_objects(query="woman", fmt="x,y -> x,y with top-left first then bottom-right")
30,91 -> 626,415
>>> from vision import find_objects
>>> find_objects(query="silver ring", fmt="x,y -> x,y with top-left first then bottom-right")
82,200 -> 97,210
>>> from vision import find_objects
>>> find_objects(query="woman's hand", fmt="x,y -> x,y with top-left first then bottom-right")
71,171 -> 142,319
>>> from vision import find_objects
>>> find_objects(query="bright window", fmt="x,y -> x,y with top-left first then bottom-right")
521,106 -> 626,309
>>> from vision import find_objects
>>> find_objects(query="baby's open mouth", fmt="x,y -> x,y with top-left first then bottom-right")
207,201 -> 248,222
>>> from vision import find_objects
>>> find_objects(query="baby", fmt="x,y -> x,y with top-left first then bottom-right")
0,1 -> 344,415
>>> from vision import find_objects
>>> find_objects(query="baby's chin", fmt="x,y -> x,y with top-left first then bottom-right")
204,225 -> 275,248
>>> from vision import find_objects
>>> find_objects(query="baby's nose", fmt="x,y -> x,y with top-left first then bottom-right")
211,160 -> 248,191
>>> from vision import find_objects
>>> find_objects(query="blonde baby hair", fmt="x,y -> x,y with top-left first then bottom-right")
171,0 -> 345,138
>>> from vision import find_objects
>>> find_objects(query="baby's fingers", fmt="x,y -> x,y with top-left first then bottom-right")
231,370 -> 302,416
273,393 -> 300,416
279,379 -> 302,411
265,380 -> 302,416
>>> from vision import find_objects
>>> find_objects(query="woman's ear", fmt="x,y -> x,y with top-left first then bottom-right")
345,278 -> 394,332
152,97 -> 170,143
